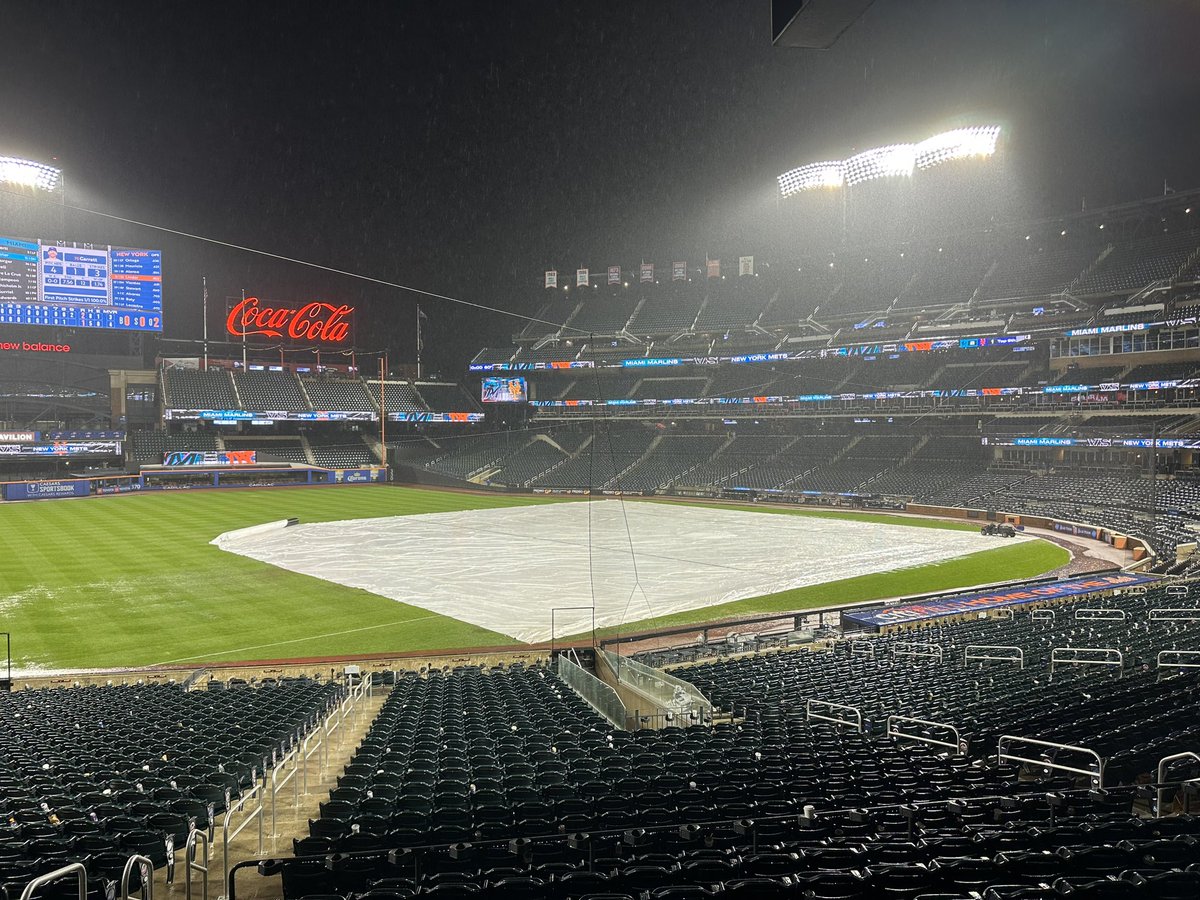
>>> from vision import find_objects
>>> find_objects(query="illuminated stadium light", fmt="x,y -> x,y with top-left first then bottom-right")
843,143 -> 916,186
777,160 -> 844,194
0,156 -> 62,192
913,126 -> 1001,170
777,125 -> 1001,196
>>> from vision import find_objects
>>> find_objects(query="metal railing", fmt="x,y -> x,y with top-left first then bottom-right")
1150,608 -> 1200,622
1156,649 -> 1200,679
301,724 -> 325,793
1155,751 -> 1200,817
1031,609 -> 1056,625
185,828 -> 209,900
598,648 -> 713,725
997,735 -> 1105,788
1050,646 -> 1123,679
890,642 -> 943,663
1166,584 -> 1192,599
964,644 -> 1025,668
848,640 -> 876,656
1074,607 -> 1126,621
19,863 -> 87,900
268,744 -> 300,836
806,698 -> 862,732
221,784 -> 263,900
887,715 -> 962,753
556,652 -> 627,730
121,854 -> 154,900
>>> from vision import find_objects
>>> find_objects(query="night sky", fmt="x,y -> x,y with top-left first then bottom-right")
2,1 -> 1199,374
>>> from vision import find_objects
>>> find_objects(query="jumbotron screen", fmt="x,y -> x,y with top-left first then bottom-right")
0,236 -> 163,332
482,376 -> 527,403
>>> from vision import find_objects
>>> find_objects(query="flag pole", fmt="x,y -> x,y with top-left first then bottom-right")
416,304 -> 423,380
379,353 -> 387,459
241,288 -> 247,371
202,276 -> 209,371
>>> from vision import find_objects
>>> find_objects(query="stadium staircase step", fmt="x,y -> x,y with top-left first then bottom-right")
228,370 -> 244,409
1177,245 -> 1200,280
967,257 -> 999,307
662,434 -> 738,490
606,433 -> 663,489
153,682 -> 387,900
1070,243 -> 1115,293
300,435 -> 316,466
295,375 -> 316,411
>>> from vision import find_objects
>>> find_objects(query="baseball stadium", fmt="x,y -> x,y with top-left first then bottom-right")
1,3 -> 1200,900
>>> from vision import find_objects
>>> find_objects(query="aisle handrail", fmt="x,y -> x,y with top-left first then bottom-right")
1155,751 -> 1200,817
121,854 -> 154,900
997,734 -> 1105,788
890,642 -> 943,663
1050,646 -> 1123,679
19,863 -> 87,900
806,698 -> 862,731
964,645 -> 1025,668
185,828 -> 209,900
887,714 -> 962,753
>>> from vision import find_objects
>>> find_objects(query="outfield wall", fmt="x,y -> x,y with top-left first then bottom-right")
0,466 -> 388,501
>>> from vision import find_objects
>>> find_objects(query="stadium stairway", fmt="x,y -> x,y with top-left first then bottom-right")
146,679 -> 386,900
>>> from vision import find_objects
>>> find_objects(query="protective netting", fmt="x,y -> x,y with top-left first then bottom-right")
212,501 -> 1030,643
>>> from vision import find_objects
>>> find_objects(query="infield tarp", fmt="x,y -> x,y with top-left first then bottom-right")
213,500 -> 1035,643
842,572 -> 1157,628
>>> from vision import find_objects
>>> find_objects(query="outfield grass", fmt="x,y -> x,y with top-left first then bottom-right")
581,539 -> 1068,639
0,486 -> 1068,670
0,486 -> 548,670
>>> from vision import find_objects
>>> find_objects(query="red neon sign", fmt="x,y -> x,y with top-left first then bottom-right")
226,296 -> 353,343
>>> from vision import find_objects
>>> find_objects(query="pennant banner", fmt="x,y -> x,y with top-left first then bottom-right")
706,259 -> 720,278
544,270 -> 558,289
672,261 -> 687,281
576,268 -> 589,287
608,265 -> 620,285
640,263 -> 654,283
739,256 -> 754,277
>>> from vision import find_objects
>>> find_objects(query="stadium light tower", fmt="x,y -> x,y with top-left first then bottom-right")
777,125 -> 1001,198
0,156 -> 62,193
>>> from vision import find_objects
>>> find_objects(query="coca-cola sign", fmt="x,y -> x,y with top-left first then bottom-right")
226,296 -> 353,343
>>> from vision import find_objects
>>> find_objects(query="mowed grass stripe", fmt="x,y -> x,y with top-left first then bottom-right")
576,539 -> 1070,640
0,486 -> 1068,669
0,486 -> 552,669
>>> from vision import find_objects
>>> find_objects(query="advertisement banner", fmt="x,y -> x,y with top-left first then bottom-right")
842,573 -> 1156,628
0,431 -> 39,443
94,481 -> 144,495
672,261 -> 687,281
164,409 -> 376,422
481,376 -> 528,403
332,468 -> 387,484
607,265 -> 620,285
388,411 -> 485,423
163,450 -> 258,467
226,296 -> 352,344
4,480 -> 91,501
0,441 -> 121,457
544,270 -> 557,289
640,263 -> 654,283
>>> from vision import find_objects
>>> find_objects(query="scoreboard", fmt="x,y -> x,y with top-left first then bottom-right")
0,235 -> 162,332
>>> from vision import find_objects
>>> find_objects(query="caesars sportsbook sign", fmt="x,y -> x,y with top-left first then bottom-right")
226,296 -> 353,343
